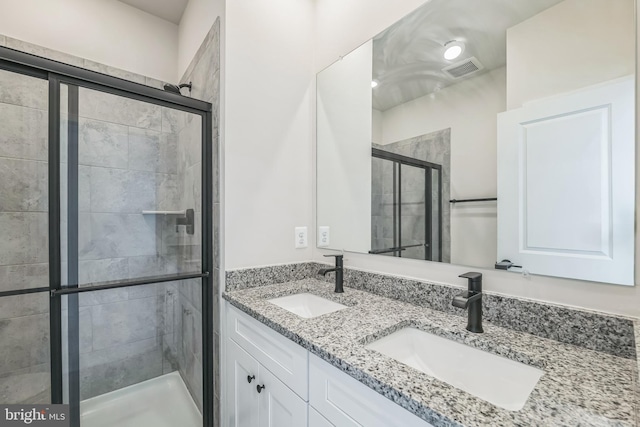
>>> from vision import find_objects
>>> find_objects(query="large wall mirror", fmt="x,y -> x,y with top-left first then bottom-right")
316,0 -> 636,285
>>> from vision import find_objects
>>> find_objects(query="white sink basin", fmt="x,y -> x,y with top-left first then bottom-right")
365,328 -> 543,411
268,293 -> 348,318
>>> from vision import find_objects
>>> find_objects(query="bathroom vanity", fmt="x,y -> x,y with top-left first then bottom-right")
224,296 -> 431,427
222,273 -> 639,426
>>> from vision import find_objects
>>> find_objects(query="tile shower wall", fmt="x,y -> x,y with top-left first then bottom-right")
0,68 -> 51,404
372,129 -> 451,262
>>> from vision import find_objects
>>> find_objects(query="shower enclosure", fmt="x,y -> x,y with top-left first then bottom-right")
0,47 -> 214,427
371,148 -> 442,261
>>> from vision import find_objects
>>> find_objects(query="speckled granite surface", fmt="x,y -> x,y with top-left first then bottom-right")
226,262 -> 636,359
224,279 -> 639,427
226,262 -> 320,291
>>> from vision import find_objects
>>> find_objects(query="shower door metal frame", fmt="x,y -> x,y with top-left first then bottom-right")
372,148 -> 443,261
0,46 -> 215,427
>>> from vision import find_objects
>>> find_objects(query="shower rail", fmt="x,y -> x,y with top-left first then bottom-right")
0,286 -> 51,298
369,243 -> 427,255
49,272 -> 209,296
449,198 -> 497,204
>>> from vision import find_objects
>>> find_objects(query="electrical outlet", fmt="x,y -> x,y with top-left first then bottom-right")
318,226 -> 330,247
295,226 -> 308,248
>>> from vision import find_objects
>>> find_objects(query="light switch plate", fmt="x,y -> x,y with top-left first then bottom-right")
318,226 -> 330,247
295,226 -> 308,248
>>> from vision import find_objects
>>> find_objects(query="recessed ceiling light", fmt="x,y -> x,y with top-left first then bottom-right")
443,40 -> 465,61
371,80 -> 379,88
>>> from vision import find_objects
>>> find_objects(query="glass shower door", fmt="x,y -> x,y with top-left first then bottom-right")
398,163 -> 428,260
0,47 -> 214,427
371,156 -> 397,256
59,83 -> 207,427
371,148 -> 443,261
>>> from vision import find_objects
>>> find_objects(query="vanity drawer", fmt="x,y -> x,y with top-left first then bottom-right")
226,303 -> 309,400
309,354 -> 433,427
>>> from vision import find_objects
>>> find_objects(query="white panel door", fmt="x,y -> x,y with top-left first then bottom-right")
258,366 -> 307,427
497,77 -> 634,285
226,339 -> 261,427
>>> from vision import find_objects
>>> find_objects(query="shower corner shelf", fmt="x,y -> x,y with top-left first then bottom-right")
142,209 -> 195,235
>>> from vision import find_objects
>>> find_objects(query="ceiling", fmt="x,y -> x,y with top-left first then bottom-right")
372,0 -> 563,111
118,0 -> 189,24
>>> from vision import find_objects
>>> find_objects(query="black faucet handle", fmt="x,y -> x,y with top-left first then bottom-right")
459,272 -> 482,292
459,272 -> 482,281
323,254 -> 343,259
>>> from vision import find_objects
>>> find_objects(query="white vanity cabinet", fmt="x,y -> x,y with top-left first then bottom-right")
225,305 -> 309,427
226,339 -> 307,427
224,303 -> 433,427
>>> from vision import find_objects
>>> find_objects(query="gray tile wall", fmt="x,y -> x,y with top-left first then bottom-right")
0,68 -> 51,404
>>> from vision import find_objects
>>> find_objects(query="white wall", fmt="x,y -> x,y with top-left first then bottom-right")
178,0 -> 225,78
313,0 -> 640,317
224,0 -> 315,269
177,0 -> 316,271
0,0 -> 179,82
506,0 -> 634,109
379,67 -> 506,268
317,41 -> 373,253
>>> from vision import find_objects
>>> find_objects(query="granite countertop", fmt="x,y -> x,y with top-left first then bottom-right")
223,278 -> 639,427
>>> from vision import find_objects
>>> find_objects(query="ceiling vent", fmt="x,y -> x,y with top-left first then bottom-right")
442,56 -> 485,79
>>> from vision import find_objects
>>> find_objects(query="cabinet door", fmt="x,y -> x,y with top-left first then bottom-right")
258,366 -> 308,427
227,304 -> 309,400
226,339 -> 261,427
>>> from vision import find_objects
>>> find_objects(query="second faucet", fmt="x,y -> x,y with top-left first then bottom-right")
318,254 -> 344,293
452,272 -> 483,333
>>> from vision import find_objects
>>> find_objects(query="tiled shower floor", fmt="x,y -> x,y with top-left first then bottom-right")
80,372 -> 201,427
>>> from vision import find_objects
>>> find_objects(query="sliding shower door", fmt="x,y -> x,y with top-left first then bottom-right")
399,163 -> 428,260
59,83 -> 209,427
371,149 -> 443,261
0,47 -> 214,427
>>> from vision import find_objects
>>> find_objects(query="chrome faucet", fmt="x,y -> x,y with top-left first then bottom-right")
452,272 -> 483,333
318,254 -> 344,293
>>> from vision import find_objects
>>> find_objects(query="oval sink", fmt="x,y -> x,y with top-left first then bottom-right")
365,328 -> 543,411
268,293 -> 348,318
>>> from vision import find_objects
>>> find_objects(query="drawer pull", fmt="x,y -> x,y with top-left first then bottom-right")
247,375 -> 255,383
256,384 -> 265,393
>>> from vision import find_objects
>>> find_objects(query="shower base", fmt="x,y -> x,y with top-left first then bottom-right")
80,372 -> 202,427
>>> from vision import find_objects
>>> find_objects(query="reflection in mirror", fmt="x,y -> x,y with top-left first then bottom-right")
316,0 -> 636,285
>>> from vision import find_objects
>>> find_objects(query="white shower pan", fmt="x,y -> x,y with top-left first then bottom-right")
80,372 -> 202,427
